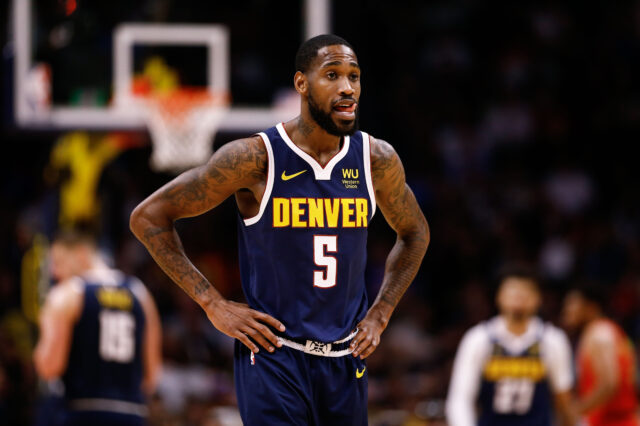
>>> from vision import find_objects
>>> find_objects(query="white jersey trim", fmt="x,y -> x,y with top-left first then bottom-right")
276,122 -> 350,181
243,132 -> 274,226
68,398 -> 148,417
361,131 -> 377,219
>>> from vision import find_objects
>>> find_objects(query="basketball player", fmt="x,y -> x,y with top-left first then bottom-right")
562,284 -> 639,426
34,231 -> 162,426
130,34 -> 429,424
446,267 -> 575,426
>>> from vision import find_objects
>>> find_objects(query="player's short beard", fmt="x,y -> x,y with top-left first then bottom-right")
507,310 -> 528,323
308,91 -> 359,137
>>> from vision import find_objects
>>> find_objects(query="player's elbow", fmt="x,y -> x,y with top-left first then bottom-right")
144,362 -> 162,393
404,212 -> 430,254
129,203 -> 147,240
142,343 -> 163,394
36,363 -> 63,380
33,350 -> 65,380
129,201 -> 163,242
419,215 -> 430,251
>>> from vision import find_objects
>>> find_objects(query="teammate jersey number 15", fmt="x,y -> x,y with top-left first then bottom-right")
99,310 -> 135,363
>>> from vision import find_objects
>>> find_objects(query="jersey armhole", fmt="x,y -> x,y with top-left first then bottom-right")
361,131 -> 377,219
243,132 -> 275,226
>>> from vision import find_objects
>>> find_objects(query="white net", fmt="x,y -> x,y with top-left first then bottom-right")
140,90 -> 229,173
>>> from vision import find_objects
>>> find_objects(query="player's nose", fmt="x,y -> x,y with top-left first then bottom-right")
338,77 -> 355,96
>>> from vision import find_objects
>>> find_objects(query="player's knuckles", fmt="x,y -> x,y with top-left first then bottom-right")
256,323 -> 274,336
255,324 -> 277,340
250,309 -> 264,318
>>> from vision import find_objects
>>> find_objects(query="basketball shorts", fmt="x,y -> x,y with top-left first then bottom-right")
234,340 -> 368,425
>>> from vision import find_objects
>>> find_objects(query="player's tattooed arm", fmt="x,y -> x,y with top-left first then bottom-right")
351,137 -> 429,359
130,136 -> 285,354
370,137 -> 429,307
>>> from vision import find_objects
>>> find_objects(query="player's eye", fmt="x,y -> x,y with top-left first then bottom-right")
350,73 -> 360,81
326,71 -> 337,80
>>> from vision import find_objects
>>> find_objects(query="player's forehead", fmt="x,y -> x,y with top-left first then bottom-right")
500,276 -> 538,294
564,290 -> 584,304
51,240 -> 88,255
313,45 -> 359,70
50,242 -> 69,254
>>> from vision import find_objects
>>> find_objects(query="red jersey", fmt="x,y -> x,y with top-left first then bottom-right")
577,319 -> 639,426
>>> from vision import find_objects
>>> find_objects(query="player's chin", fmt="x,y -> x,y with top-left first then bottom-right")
332,117 -> 357,134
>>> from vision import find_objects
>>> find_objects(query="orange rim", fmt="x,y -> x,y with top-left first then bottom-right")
134,87 -> 229,118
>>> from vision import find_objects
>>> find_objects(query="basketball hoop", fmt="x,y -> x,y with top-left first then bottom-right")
134,88 -> 230,173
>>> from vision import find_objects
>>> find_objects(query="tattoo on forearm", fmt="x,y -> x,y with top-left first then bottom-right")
142,226 -> 173,240
141,225 -> 212,299
370,137 -> 429,309
378,233 -> 426,307
134,137 -> 268,303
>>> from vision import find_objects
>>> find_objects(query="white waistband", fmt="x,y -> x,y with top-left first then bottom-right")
68,398 -> 148,417
276,329 -> 358,357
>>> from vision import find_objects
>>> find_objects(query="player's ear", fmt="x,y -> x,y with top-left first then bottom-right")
294,71 -> 308,95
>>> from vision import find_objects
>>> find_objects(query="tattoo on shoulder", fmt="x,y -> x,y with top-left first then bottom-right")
370,138 -> 401,183
159,136 -> 267,210
207,136 -> 267,184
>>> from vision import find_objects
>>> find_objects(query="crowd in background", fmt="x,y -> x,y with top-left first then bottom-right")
2,1 -> 640,424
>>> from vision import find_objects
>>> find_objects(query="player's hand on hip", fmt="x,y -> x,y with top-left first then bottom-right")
351,305 -> 391,359
204,299 -> 285,353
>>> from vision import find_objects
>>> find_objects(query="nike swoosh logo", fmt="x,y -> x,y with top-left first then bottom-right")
356,367 -> 366,379
281,170 -> 307,181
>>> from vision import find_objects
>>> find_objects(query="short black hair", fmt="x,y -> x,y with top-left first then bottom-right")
295,34 -> 355,73
497,263 -> 540,291
52,228 -> 97,248
572,281 -> 606,307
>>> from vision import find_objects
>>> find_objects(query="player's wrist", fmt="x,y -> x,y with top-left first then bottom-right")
197,287 -> 226,312
368,301 -> 393,328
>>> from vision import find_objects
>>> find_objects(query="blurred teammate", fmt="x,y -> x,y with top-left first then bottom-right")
130,34 -> 429,424
562,284 -> 639,426
34,231 -> 162,426
447,266 -> 574,426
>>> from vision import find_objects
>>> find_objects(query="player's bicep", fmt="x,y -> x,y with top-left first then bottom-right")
447,328 -> 488,425
34,285 -> 79,378
142,136 -> 267,221
370,138 -> 427,237
132,281 -> 162,391
589,329 -> 619,388
545,329 -> 574,393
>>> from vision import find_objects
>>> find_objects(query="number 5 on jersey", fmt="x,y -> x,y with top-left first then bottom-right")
313,235 -> 338,288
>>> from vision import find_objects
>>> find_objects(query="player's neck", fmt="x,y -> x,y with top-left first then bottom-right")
503,317 -> 530,336
285,116 -> 343,157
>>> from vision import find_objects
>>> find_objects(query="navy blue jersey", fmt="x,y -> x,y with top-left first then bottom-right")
478,325 -> 552,426
63,272 -> 145,404
237,123 -> 376,342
